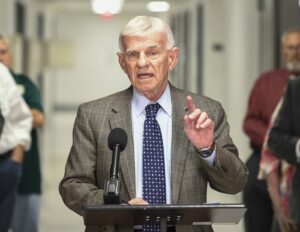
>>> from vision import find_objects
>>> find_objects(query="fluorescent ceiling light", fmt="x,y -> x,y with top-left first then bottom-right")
91,0 -> 124,15
147,1 -> 170,12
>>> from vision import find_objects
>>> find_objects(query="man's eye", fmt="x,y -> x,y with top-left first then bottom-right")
127,52 -> 139,59
148,50 -> 159,57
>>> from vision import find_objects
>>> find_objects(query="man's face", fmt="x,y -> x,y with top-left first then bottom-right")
118,32 -> 178,101
282,32 -> 300,72
0,40 -> 12,69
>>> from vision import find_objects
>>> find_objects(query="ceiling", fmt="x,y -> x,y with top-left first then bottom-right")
33,0 -> 184,14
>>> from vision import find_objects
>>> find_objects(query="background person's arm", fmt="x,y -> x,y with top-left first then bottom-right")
0,64 -> 32,154
243,77 -> 268,150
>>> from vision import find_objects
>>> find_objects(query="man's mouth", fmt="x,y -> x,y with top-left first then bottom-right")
137,73 -> 154,79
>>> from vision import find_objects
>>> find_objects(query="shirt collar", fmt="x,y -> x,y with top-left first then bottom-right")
132,84 -> 172,117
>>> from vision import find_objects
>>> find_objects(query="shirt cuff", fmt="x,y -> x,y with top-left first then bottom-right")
296,139 -> 300,163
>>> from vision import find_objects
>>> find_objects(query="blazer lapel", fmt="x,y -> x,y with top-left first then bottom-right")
109,87 -> 136,200
170,86 -> 190,204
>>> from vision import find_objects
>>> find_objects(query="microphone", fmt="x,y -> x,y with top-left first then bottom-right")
104,128 -> 127,204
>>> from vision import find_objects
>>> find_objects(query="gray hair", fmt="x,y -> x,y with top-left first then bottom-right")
281,26 -> 300,44
119,16 -> 175,51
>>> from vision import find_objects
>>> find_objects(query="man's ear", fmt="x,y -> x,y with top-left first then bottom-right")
118,52 -> 127,74
168,47 -> 179,71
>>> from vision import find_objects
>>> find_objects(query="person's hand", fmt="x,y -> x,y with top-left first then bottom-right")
184,96 -> 215,149
276,207 -> 298,232
128,198 -> 149,205
11,144 -> 25,163
31,109 -> 45,128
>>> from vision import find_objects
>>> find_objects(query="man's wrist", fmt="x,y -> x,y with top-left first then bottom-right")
196,141 -> 215,158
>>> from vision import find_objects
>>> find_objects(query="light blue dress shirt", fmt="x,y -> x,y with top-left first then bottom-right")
131,85 -> 172,203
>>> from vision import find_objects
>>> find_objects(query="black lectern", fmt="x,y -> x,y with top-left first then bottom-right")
82,204 -> 246,231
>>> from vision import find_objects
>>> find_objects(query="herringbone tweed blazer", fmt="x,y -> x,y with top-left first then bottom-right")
59,84 -> 248,232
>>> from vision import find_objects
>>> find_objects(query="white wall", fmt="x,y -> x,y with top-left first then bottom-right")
202,0 -> 229,106
225,0 -> 260,162
0,0 -> 14,35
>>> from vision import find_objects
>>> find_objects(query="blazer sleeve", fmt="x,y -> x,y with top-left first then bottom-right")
201,101 -> 249,194
59,104 -> 104,215
268,80 -> 299,165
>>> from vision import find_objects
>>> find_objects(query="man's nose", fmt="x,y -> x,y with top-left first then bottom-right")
137,53 -> 149,67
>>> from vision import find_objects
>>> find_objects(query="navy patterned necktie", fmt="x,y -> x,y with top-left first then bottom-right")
143,103 -> 166,232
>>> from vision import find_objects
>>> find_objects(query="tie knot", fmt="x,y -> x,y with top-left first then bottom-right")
145,103 -> 160,118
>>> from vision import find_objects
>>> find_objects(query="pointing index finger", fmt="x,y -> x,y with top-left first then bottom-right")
187,96 -> 196,113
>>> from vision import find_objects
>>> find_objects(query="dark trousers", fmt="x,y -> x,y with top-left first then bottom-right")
0,152 -> 22,232
243,151 -> 273,232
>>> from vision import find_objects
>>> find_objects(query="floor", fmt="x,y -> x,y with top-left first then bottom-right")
40,154 -> 85,232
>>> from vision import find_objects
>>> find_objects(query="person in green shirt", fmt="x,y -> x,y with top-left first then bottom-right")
0,35 -> 45,232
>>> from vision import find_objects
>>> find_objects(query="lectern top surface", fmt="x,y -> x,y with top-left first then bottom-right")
82,204 -> 246,226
